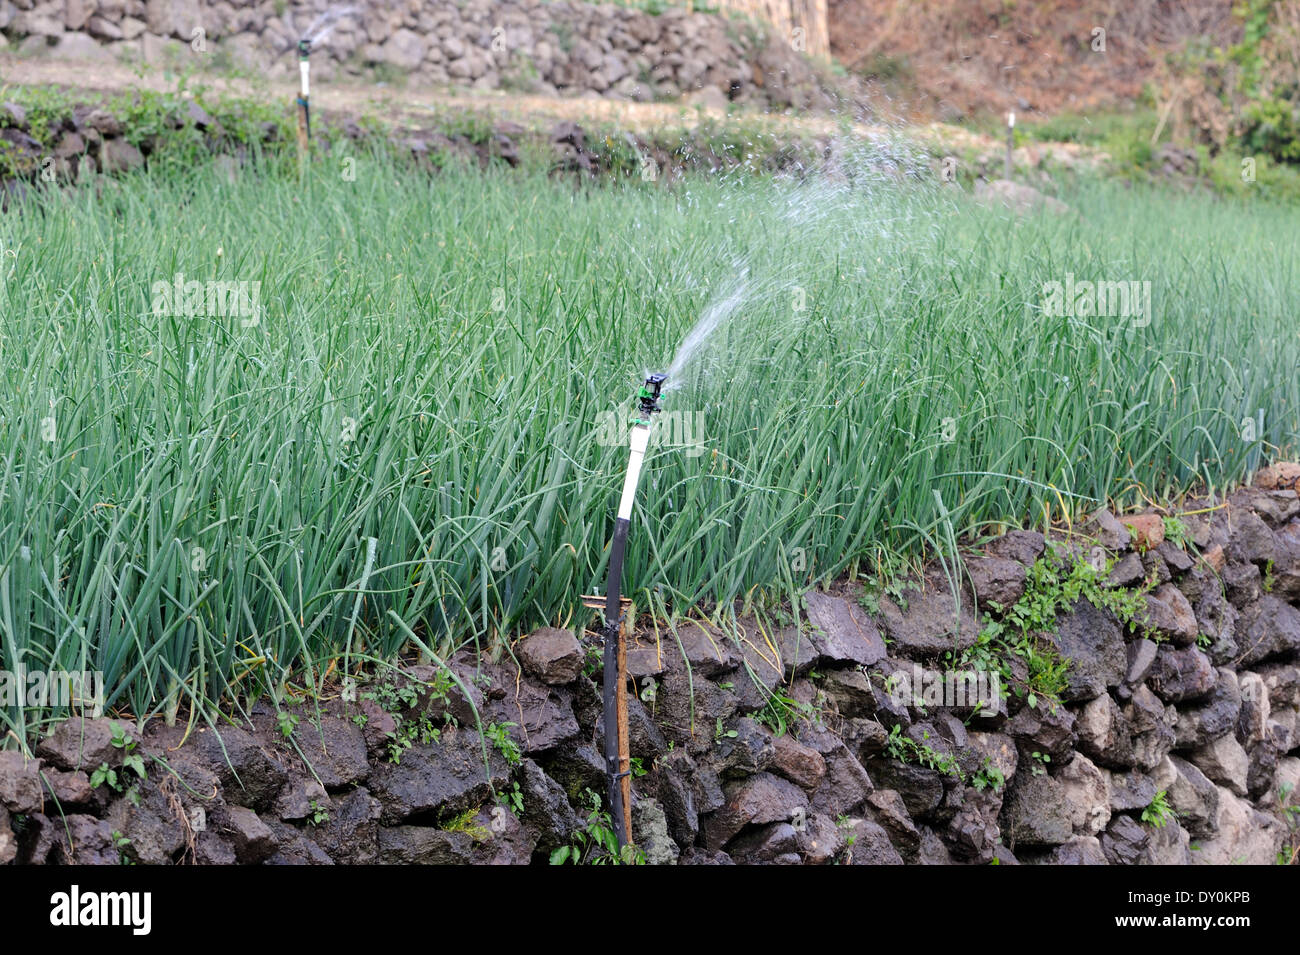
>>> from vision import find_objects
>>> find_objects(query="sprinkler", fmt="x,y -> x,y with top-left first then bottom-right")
282,7 -> 355,155
296,38 -> 312,153
600,372 -> 666,852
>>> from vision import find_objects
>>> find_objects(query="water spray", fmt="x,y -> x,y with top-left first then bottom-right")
599,372 -> 667,851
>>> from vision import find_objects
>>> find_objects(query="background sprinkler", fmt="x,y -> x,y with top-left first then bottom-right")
280,7 -> 355,155
296,37 -> 312,153
599,372 -> 667,852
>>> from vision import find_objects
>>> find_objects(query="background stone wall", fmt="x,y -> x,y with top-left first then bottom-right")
0,0 -> 847,111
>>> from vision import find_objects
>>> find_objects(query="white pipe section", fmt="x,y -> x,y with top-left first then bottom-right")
616,424 -> 651,520
300,59 -> 310,98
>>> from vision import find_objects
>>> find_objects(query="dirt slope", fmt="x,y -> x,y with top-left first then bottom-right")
828,0 -> 1240,119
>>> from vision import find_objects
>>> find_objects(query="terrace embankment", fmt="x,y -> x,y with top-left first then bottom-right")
0,91 -> 837,192
5,464 -> 1299,865
0,84 -> 1108,199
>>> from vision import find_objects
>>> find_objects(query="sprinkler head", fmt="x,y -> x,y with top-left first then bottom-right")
297,38 -> 311,59
633,373 -> 667,424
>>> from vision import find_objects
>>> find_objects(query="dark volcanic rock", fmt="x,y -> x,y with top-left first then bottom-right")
368,727 -> 510,824
1173,668 -> 1241,749
1087,508 -> 1133,550
845,818 -> 905,864
799,590 -> 887,668
728,821 -> 800,864
810,743 -> 874,817
1125,685 -> 1178,772
1153,755 -> 1220,837
670,620 -> 739,677
878,579 -> 980,656
655,748 -> 701,847
35,717 -> 124,773
539,741 -> 605,803
1000,772 -> 1072,847
712,717 -> 775,779
1101,814 -> 1150,865
480,665 -> 580,754
310,787 -> 382,863
1051,599 -> 1126,701
965,555 -> 1028,610
1226,509 -> 1280,566
1193,583 -> 1239,665
0,751 -> 44,813
1140,583 -> 1199,646
1235,596 -> 1300,666
61,814 -> 121,865
517,626 -> 584,684
1105,769 -> 1156,812
769,733 -> 826,790
193,724 -> 287,811
1075,694 -> 1134,768
1007,702 -> 1077,764
1107,552 -> 1146,588
701,772 -> 809,850
655,665 -> 738,752
1025,834 -> 1107,865
1223,561 -> 1263,608
293,716 -> 370,789
379,825 -> 475,864
219,804 -> 279,863
1147,646 -> 1216,703
986,529 -> 1047,566
866,758 -> 943,819
518,758 -> 579,853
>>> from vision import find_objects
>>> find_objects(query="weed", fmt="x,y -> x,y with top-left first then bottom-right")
1142,789 -> 1175,829
111,830 -> 133,865
108,722 -> 147,781
499,781 -> 525,816
549,789 -> 645,865
957,554 -> 1156,710
442,806 -> 491,841
486,722 -> 522,766
1162,516 -> 1190,549
971,758 -> 1006,793
756,688 -> 814,737
884,724 -> 964,782
1277,782 -> 1299,865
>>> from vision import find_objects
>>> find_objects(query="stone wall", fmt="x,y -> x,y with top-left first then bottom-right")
0,0 -> 846,111
3,464 -> 1299,865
